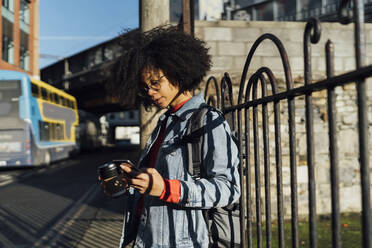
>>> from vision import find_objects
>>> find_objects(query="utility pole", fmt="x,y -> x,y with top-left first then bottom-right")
182,0 -> 194,37
139,0 -> 170,149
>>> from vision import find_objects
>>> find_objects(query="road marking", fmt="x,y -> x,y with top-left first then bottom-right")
0,175 -> 14,187
0,179 -> 13,187
0,175 -> 12,180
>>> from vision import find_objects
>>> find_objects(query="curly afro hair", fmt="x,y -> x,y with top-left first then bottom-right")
106,25 -> 212,109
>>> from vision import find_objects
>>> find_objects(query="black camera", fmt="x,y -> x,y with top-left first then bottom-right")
97,160 -> 134,198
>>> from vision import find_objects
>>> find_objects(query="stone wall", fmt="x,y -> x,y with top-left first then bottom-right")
195,20 -> 372,218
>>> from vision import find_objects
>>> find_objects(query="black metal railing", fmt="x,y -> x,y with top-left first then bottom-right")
203,0 -> 371,247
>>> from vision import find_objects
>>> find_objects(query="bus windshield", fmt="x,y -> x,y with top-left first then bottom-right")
0,80 -> 23,128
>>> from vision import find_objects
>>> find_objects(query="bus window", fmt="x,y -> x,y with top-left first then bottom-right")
31,83 -> 39,98
47,90 -> 52,102
53,93 -> 59,104
55,95 -> 61,105
49,92 -> 54,103
56,123 -> 60,140
61,97 -> 67,107
50,122 -> 56,140
39,121 -> 50,141
0,81 -> 21,119
56,123 -> 64,140
41,87 -> 48,100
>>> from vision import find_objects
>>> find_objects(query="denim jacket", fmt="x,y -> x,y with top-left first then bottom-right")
120,93 -> 240,248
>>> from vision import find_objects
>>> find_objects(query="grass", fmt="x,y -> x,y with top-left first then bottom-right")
249,212 -> 362,248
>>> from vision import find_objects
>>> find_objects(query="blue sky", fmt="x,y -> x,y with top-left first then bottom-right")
39,0 -> 139,69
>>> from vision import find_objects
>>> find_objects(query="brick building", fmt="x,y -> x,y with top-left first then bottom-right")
0,0 -> 39,78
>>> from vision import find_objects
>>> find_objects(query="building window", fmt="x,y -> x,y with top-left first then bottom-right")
19,0 -> 30,33
86,48 -> 103,67
2,17 -> 14,64
19,0 -> 30,24
2,0 -> 14,12
2,35 -> 14,63
2,0 -> 14,24
170,0 -> 200,22
103,45 -> 114,61
19,47 -> 29,71
255,2 -> 274,21
20,30 -> 29,71
2,0 -> 8,8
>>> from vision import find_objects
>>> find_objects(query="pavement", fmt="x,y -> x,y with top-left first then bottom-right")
33,145 -> 140,248
38,185 -> 127,248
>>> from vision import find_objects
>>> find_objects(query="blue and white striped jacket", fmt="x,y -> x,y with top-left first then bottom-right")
120,93 -> 240,248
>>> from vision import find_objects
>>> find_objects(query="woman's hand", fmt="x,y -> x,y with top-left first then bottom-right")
121,164 -> 165,197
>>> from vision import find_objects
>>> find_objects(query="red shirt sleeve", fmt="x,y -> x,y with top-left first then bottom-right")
159,179 -> 181,203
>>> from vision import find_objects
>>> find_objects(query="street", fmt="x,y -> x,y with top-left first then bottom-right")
0,146 -> 140,248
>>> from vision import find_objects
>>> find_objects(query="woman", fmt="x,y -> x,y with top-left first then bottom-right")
109,26 -> 240,248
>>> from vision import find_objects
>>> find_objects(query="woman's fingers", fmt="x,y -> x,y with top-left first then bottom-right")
120,163 -> 141,177
125,168 -> 164,196
144,168 -> 164,196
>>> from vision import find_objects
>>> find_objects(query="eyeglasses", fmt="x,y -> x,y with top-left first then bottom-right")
143,75 -> 166,93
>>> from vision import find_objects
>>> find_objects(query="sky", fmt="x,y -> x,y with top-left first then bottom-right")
39,0 -> 139,69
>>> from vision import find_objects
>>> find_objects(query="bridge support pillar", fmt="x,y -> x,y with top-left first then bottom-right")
139,0 -> 170,149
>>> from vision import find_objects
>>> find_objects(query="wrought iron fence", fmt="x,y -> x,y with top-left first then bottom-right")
203,0 -> 371,247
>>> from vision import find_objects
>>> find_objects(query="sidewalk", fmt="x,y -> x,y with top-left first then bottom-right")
39,146 -> 140,248
68,187 -> 126,248
33,176 -> 128,248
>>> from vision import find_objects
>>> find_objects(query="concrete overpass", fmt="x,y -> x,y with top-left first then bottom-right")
40,32 -> 138,116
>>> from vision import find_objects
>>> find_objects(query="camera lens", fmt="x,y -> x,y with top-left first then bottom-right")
98,163 -> 120,179
98,162 -> 126,198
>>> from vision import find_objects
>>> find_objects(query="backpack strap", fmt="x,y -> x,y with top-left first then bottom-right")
185,105 -> 210,179
180,104 -> 224,179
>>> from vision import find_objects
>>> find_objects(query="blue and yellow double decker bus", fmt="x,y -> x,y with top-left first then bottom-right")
0,70 -> 79,167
